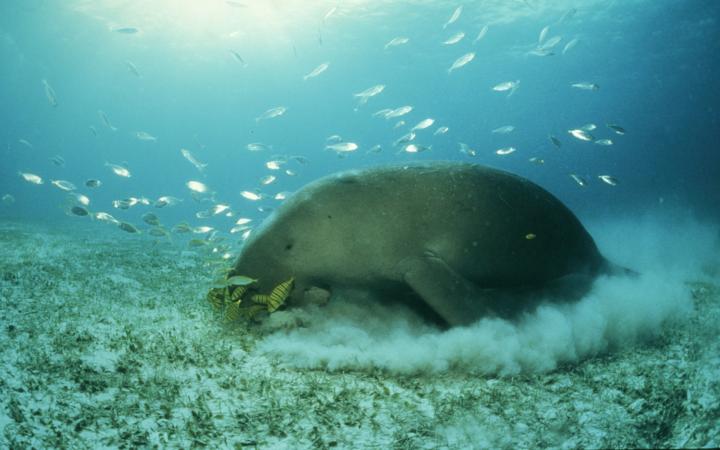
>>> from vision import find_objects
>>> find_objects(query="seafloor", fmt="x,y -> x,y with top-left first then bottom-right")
0,220 -> 718,449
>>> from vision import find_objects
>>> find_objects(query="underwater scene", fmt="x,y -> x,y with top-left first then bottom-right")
1,0 -> 719,448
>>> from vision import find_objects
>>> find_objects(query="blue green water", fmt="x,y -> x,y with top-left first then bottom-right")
1,0 -> 719,231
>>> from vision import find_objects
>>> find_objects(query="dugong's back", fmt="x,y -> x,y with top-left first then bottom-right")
280,162 -> 604,289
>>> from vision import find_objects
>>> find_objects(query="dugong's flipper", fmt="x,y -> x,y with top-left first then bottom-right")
399,252 -> 600,326
398,253 -> 492,326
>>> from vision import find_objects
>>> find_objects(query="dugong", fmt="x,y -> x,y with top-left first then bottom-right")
226,162 -> 625,326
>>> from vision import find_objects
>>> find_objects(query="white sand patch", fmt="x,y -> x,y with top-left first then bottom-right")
257,272 -> 692,374
81,349 -> 120,373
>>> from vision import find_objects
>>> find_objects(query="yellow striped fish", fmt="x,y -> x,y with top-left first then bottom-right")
207,287 -> 228,310
230,285 -> 248,302
225,299 -> 243,322
251,277 -> 294,312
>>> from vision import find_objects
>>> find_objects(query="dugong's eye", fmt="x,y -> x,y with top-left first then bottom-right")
284,242 -> 294,251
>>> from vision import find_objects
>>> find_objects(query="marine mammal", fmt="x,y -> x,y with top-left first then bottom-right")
224,161 -> 624,326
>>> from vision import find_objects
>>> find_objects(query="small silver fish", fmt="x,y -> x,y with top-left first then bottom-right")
402,144 -> 431,153
495,147 -> 516,156
118,222 -> 140,233
434,126 -> 449,135
458,143 -> 477,156
473,25 -> 489,44
105,162 -> 131,177
549,135 -> 562,148
492,80 -> 520,96
85,179 -> 102,188
562,38 -> 579,55
571,82 -> 599,91
256,106 -> 287,122
70,206 -> 90,217
181,148 -> 207,172
112,199 -> 131,209
491,125 -> 515,134
260,175 -> 277,185
595,139 -> 613,146
142,212 -> 161,226
443,32 -> 465,45
266,160 -> 284,170
385,106 -> 413,118
229,50 -> 247,66
240,191 -> 262,201
539,35 -> 562,50
113,27 -> 139,34
247,142 -> 272,152
230,224 -> 250,234
568,129 -> 594,141
323,6 -> 337,23
94,212 -> 120,224
98,110 -> 117,131
303,62 -> 329,81
557,8 -> 577,25
186,180 -> 208,193
538,25 -> 550,44
19,172 -> 43,185
70,193 -> 90,206
384,37 -> 409,50
42,79 -> 58,107
51,180 -> 76,191
172,222 -> 192,233
606,123 -> 627,135
570,174 -> 587,187
125,61 -> 141,77
366,144 -> 382,154
18,139 -> 33,149
49,155 -> 65,167
393,132 -> 416,147
135,131 -> 157,141
353,84 -> 385,106
155,196 -> 183,208
326,142 -> 358,153
443,6 -> 462,29
2,194 -> 16,205
598,175 -> 618,186
411,118 -> 435,131
148,227 -> 171,239
528,48 -> 555,57
448,52 -> 475,73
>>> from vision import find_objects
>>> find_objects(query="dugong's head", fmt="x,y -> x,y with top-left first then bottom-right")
226,200 -> 333,314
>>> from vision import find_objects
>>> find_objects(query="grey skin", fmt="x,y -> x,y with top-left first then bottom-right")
231,161 -> 624,327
